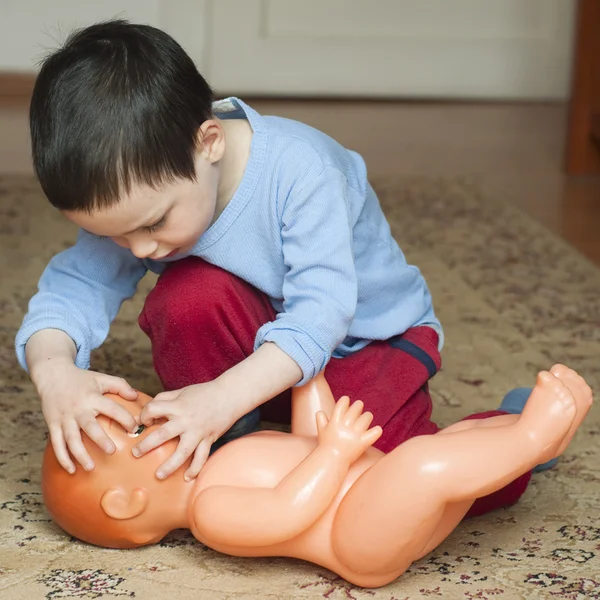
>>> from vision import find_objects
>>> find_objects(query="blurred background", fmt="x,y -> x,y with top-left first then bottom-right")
0,0 -> 579,98
1,0 -> 599,261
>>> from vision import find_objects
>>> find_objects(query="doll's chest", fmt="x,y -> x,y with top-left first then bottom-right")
193,432 -> 316,494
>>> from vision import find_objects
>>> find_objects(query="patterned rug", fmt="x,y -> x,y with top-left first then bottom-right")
0,175 -> 599,600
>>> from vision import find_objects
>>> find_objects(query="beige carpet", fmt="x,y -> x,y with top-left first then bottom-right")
0,176 -> 599,600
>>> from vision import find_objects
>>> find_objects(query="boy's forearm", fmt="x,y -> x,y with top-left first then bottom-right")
215,342 -> 302,420
26,329 -> 77,381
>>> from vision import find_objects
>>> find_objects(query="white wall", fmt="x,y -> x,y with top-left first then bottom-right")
0,0 -> 574,100
0,0 -> 209,72
208,0 -> 575,99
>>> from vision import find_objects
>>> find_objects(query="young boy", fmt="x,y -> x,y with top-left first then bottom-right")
17,20 -> 530,515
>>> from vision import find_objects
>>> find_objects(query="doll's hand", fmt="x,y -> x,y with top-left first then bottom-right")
315,395 -> 382,465
132,382 -> 235,481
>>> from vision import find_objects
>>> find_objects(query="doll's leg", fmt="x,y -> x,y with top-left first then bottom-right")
438,413 -> 519,434
331,370 -> 578,582
325,328 -> 533,517
325,328 -> 531,516
444,366 -> 591,445
421,364 -> 592,526
427,365 -> 592,517
423,365 -> 591,522
418,369 -> 584,550
447,410 -> 533,519
443,365 -> 592,464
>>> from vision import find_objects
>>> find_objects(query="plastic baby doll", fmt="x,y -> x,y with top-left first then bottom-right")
42,364 -> 591,588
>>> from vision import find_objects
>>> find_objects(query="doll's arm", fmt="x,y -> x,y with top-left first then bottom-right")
193,397 -> 381,548
194,444 -> 350,547
291,371 -> 336,437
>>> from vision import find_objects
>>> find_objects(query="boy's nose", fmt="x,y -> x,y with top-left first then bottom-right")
130,239 -> 159,259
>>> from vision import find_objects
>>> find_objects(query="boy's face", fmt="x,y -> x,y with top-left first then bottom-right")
64,125 -> 225,260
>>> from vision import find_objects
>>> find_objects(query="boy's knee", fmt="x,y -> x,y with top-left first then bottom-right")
140,257 -> 233,333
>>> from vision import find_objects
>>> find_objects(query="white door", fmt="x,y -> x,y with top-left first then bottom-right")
199,0 -> 575,100
5,0 -> 574,100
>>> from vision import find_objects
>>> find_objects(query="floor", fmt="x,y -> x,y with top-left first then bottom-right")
3,97 -> 600,599
2,97 -> 600,265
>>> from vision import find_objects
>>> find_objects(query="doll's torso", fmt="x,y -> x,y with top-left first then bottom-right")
188,430 -> 382,577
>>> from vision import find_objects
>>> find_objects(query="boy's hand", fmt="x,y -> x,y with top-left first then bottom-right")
34,359 -> 139,474
133,381 -> 236,481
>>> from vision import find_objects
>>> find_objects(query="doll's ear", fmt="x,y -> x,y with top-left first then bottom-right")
100,488 -> 148,520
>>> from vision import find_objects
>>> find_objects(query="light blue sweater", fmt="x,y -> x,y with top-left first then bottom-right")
16,98 -> 442,386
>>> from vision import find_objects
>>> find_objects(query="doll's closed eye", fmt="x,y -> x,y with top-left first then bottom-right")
128,424 -> 146,438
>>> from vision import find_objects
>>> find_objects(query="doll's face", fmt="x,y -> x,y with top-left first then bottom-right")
41,393 -> 191,548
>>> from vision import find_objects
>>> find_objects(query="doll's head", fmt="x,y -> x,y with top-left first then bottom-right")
41,393 -> 192,548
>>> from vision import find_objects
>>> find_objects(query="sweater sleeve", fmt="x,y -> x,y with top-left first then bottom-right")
15,229 -> 147,372
254,163 -> 358,386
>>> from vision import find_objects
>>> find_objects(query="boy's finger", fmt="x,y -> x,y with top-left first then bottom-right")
184,439 -> 212,481
49,426 -> 76,474
155,434 -> 200,480
139,401 -> 172,426
132,421 -> 179,458
98,396 -> 138,433
64,421 -> 95,471
79,416 -> 116,454
99,375 -> 138,400
153,390 -> 180,403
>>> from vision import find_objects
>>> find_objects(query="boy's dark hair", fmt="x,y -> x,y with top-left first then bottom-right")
30,19 -> 214,212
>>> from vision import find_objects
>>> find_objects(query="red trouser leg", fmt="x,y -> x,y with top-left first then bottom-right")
139,257 -> 531,517
138,259 -> 277,390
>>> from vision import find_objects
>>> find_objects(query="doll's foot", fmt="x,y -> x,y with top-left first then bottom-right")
499,386 -> 558,472
549,364 -> 593,456
517,371 -> 577,465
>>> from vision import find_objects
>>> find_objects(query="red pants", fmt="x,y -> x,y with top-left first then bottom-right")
138,257 -> 531,519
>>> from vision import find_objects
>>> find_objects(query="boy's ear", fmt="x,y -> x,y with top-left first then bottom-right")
196,119 -> 225,164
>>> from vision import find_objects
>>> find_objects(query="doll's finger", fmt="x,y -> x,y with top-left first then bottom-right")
343,400 -> 364,426
332,395 -> 350,422
49,426 -> 76,474
355,411 -> 374,432
155,435 -> 199,480
184,439 -> 212,481
99,375 -> 138,401
64,421 -> 95,471
79,416 -> 116,455
132,421 -> 180,457
98,396 -> 138,433
315,410 -> 329,435
362,425 -> 383,447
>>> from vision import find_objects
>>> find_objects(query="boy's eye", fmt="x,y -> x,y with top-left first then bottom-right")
145,216 -> 167,233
